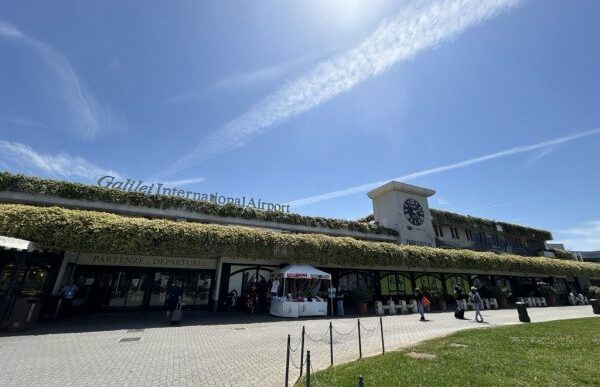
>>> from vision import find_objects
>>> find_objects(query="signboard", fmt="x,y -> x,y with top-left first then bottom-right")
97,175 -> 290,213
77,253 -> 217,270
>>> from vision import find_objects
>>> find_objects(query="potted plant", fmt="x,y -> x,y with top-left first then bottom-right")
350,288 -> 373,315
587,286 -> 600,299
487,285 -> 511,308
538,285 -> 557,306
428,291 -> 445,311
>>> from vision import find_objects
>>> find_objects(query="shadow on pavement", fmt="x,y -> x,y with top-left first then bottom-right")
0,309 -> 366,337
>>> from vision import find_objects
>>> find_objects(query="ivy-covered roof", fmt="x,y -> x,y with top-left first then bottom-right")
1,204 -> 597,278
0,172 -> 398,237
430,209 -> 552,241
357,211 -> 552,241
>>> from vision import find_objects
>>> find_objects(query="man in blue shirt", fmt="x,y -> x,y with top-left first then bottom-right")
59,279 -> 79,318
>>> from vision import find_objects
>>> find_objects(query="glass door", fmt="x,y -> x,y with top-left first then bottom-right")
149,271 -> 170,306
124,271 -> 147,307
108,271 -> 128,307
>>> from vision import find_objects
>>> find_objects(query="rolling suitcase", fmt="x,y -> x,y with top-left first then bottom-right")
454,309 -> 465,319
170,304 -> 182,324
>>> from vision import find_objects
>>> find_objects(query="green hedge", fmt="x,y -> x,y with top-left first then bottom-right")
0,172 -> 397,236
430,209 -> 552,241
1,204 -> 598,278
551,248 -> 574,260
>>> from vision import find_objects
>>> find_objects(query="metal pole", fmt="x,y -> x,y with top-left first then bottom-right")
285,334 -> 290,387
358,375 -> 365,387
329,321 -> 334,365
380,316 -> 385,355
357,319 -> 362,359
306,351 -> 311,387
300,326 -> 305,376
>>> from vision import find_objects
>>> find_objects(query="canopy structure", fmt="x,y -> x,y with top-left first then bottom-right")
275,264 -> 331,280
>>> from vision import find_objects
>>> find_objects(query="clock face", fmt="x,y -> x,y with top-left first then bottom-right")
403,198 -> 425,226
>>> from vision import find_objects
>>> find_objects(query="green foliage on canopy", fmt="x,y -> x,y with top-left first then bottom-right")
0,172 -> 398,236
430,209 -> 552,241
1,204 -> 598,278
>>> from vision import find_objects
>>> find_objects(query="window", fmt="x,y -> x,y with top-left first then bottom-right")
445,274 -> 469,294
450,227 -> 460,239
479,232 -> 486,242
433,225 -> 444,238
492,234 -> 500,245
380,272 -> 412,296
414,273 -> 443,297
465,229 -> 473,241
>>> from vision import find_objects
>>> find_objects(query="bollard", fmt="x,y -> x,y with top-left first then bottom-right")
591,299 -> 600,315
379,316 -> 385,355
285,334 -> 290,387
306,351 -> 311,387
329,321 -> 334,365
357,319 -> 362,359
358,374 -> 365,387
515,302 -> 530,323
300,326 -> 305,376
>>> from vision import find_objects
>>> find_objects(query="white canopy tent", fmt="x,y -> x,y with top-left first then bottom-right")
274,264 -> 332,280
270,264 -> 332,318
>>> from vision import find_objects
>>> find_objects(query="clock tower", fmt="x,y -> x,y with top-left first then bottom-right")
367,181 -> 436,247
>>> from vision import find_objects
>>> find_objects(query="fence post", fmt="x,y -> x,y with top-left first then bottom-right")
300,326 -> 305,376
329,321 -> 334,365
379,316 -> 385,355
285,334 -> 290,387
358,374 -> 365,387
357,319 -> 362,359
306,351 -> 311,387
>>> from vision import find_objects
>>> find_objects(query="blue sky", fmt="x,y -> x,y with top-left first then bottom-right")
1,0 -> 599,250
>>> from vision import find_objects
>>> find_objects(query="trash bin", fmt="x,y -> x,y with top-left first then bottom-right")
515,301 -> 530,323
590,299 -> 600,315
7,297 -> 41,332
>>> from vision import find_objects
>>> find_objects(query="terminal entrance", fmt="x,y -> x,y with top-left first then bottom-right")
72,265 -> 214,312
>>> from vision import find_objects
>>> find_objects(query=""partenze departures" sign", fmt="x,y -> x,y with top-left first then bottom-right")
98,175 -> 291,213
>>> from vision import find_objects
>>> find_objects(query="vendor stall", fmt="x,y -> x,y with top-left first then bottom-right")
269,264 -> 331,318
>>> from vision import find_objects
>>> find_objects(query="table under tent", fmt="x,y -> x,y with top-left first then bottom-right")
269,264 -> 332,318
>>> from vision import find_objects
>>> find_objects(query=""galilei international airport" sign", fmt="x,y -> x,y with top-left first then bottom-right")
97,175 -> 291,213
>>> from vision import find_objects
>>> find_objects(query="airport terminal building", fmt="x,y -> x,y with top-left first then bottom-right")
1,172 -> 599,326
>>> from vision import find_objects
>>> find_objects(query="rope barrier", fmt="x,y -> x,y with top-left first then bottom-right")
332,324 -> 357,336
359,319 -> 380,332
304,327 -> 330,343
290,353 -> 306,371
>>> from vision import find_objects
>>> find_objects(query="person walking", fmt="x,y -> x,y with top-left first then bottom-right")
165,280 -> 182,322
469,286 -> 484,323
58,279 -> 79,318
336,287 -> 345,317
453,284 -> 465,319
414,287 -> 427,321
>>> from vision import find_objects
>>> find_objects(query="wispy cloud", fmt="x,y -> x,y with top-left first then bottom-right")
526,144 -> 558,165
0,20 -> 124,139
0,140 -> 119,182
160,177 -> 206,186
436,197 -> 449,205
167,0 -> 520,173
556,221 -> 600,251
287,128 -> 600,207
1,115 -> 48,129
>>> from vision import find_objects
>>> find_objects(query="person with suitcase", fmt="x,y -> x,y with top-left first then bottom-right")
453,284 -> 465,319
165,280 -> 183,323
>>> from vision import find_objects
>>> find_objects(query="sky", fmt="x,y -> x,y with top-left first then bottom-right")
1,0 -> 599,250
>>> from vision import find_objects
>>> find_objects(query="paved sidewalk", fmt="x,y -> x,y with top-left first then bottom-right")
0,306 -> 596,387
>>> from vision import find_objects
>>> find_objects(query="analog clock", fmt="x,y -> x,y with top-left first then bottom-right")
403,198 -> 425,226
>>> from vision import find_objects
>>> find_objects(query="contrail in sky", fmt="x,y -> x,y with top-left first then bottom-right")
168,0 -> 521,173
287,128 -> 600,207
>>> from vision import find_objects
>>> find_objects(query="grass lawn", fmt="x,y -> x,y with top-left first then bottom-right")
298,317 -> 600,386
